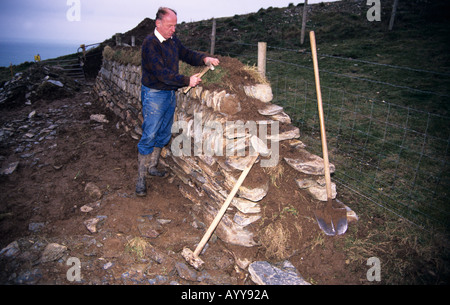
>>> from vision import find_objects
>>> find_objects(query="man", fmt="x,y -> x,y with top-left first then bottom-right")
136,7 -> 220,197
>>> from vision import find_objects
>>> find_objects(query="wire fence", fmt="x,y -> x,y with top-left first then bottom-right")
212,41 -> 450,231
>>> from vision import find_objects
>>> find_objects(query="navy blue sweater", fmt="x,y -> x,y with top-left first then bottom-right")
141,32 -> 207,91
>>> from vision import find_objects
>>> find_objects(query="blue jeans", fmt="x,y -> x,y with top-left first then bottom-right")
137,86 -> 176,155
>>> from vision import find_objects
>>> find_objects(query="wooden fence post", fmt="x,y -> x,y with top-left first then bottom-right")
258,42 -> 267,79
301,0 -> 308,45
210,18 -> 216,55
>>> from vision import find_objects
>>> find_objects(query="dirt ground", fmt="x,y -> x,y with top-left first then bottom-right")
0,70 -> 367,285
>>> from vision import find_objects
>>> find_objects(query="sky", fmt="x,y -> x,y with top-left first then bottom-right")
0,0 -> 341,45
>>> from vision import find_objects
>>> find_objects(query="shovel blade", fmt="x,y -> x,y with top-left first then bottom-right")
314,200 -> 348,236
334,216 -> 348,235
314,210 -> 336,236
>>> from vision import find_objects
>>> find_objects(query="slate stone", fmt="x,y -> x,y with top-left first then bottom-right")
248,261 -> 310,285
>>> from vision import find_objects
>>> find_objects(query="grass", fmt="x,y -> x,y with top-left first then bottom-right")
102,45 -> 141,66
174,0 -> 450,283
125,237 -> 150,260
259,222 -> 291,260
179,61 -> 228,88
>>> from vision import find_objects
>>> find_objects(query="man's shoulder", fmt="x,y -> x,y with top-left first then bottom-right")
143,32 -> 158,44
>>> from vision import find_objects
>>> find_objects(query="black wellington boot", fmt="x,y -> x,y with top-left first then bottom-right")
135,153 -> 149,197
147,147 -> 167,177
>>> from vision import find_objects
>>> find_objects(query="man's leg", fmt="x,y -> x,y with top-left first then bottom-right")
148,91 -> 176,177
136,87 -> 173,196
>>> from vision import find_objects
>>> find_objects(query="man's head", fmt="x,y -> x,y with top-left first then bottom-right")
155,7 -> 177,40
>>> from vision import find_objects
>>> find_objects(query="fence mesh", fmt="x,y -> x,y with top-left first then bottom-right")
212,41 -> 450,231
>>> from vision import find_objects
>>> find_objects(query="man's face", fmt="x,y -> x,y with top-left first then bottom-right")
156,11 -> 177,40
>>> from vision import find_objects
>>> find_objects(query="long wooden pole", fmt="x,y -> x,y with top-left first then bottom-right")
310,31 -> 332,200
193,154 -> 259,257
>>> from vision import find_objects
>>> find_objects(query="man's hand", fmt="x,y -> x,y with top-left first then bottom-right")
204,57 -> 220,67
189,73 -> 202,87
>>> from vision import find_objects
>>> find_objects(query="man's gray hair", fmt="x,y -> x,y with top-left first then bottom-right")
156,7 -> 177,21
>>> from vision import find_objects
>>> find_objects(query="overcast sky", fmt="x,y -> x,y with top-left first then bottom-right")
0,0 -> 340,45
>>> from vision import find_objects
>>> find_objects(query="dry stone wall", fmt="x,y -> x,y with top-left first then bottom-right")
93,51 -> 356,248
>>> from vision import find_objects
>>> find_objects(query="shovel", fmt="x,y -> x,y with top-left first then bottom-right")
310,31 -> 348,236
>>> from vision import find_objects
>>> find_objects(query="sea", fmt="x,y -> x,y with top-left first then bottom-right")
0,40 -> 85,67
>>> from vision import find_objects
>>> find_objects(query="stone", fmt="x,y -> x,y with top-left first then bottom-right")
157,218 -> 172,225
84,216 -> 107,233
147,247 -> 167,264
1,161 -> 19,175
258,104 -> 283,116
219,94 -> 241,115
15,269 -> 43,285
239,181 -> 269,202
222,170 -> 269,202
28,110 -> 37,119
175,262 -> 198,282
46,80 -> 64,87
84,182 -> 102,200
289,139 -> 307,149
244,84 -> 273,103
284,149 -> 335,176
202,203 -> 257,247
80,205 -> 94,213
90,114 -> 109,124
40,243 -> 67,263
248,261 -> 310,285
232,198 -> 261,214
0,241 -> 20,258
225,155 -> 255,171
233,212 -> 261,227
250,135 -> 271,157
271,112 -> 292,124
267,127 -> 300,141
138,222 -> 163,238
306,183 -> 337,202
28,222 -> 45,232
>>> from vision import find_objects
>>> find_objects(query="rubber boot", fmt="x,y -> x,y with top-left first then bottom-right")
147,147 -> 167,177
135,153 -> 150,197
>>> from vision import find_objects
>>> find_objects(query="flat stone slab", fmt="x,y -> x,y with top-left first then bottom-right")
284,149 -> 335,176
249,260 -> 310,285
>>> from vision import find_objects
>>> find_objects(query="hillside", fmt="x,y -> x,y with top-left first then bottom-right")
3,0 -> 449,87
1,0 -> 449,286
96,0 -> 450,113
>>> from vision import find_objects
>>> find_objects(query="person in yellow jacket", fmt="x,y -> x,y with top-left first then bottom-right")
34,54 -> 41,62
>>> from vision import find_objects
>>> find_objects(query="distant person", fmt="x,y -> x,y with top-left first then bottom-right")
34,54 -> 41,62
136,7 -> 220,197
